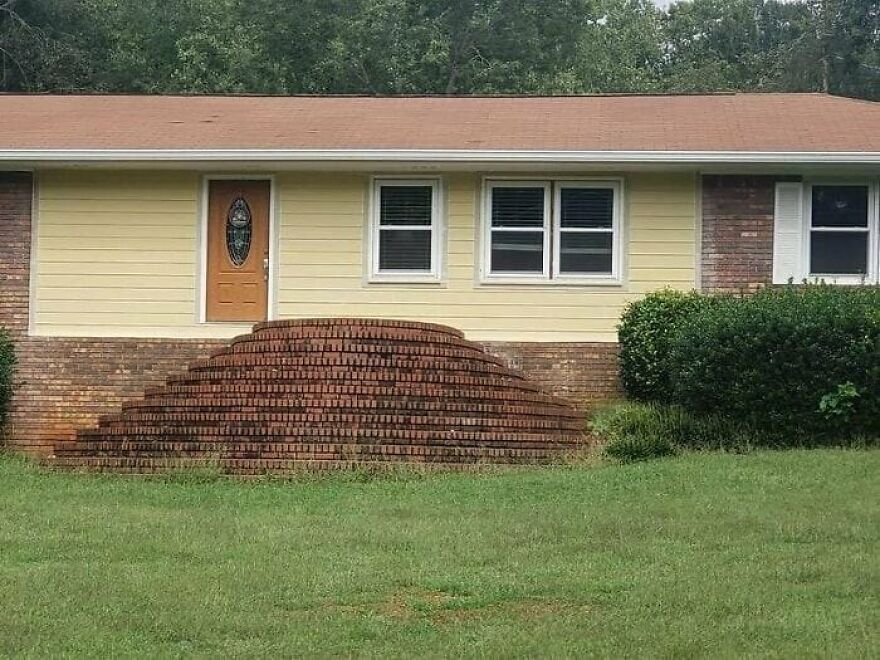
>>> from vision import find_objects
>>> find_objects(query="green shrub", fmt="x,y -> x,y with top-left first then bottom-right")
591,402 -> 677,462
617,289 -> 715,402
592,402 -> 760,462
0,328 -> 14,426
668,285 -> 880,442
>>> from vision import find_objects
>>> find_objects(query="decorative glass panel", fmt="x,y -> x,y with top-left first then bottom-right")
491,231 -> 544,272
226,196 -> 252,267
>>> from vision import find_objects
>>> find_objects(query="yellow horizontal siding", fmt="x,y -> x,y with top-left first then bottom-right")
275,172 -> 696,342
34,170 -> 204,338
34,169 -> 697,341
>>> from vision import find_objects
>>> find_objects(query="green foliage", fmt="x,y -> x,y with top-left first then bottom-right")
668,285 -> 880,441
1,0 -> 877,99
0,327 -> 14,426
819,381 -> 861,423
592,401 -> 762,461
591,402 -> 678,461
617,289 -> 714,402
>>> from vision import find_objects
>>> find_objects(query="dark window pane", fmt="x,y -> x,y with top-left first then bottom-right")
491,187 -> 545,228
380,186 -> 432,226
379,229 -> 431,271
810,232 -> 868,275
811,186 -> 869,228
560,188 -> 614,229
491,231 -> 544,273
559,232 -> 614,274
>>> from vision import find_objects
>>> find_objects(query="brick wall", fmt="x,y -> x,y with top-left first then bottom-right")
0,173 -> 32,338
9,338 -> 225,455
485,342 -> 620,411
701,175 -> 776,293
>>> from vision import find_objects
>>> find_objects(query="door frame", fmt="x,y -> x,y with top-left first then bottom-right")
198,174 -> 278,324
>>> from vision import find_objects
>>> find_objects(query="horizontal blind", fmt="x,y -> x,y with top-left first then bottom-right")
491,187 -> 545,227
380,186 -> 433,226
377,184 -> 434,273
560,188 -> 613,228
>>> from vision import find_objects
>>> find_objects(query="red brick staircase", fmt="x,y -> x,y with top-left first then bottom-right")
51,319 -> 587,474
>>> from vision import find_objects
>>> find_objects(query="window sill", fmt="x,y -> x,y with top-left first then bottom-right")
806,275 -> 877,286
367,274 -> 444,286
479,275 -> 623,287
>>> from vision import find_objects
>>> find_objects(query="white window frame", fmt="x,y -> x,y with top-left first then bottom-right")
553,180 -> 623,283
482,180 -> 552,281
804,180 -> 879,285
481,177 -> 623,285
369,177 -> 442,283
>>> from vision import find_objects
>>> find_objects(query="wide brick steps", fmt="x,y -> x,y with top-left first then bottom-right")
51,319 -> 588,473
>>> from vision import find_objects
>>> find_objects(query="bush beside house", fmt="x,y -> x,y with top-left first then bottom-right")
599,285 -> 880,461
0,328 -> 14,428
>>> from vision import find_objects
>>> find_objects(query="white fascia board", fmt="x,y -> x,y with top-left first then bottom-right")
0,149 -> 879,164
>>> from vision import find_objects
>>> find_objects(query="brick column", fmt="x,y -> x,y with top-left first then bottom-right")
701,175 -> 775,293
0,173 -> 32,338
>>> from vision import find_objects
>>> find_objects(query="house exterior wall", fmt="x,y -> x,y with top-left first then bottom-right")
6,168 -> 699,454
33,170 -> 697,342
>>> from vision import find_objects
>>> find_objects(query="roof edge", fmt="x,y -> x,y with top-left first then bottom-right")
1,149 -> 879,164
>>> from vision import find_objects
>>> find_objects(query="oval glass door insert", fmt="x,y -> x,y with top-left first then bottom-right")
226,196 -> 252,267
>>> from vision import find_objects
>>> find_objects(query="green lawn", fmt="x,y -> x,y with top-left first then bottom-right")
0,451 -> 877,658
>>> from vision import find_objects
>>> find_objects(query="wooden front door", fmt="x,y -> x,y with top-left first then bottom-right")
206,179 -> 271,322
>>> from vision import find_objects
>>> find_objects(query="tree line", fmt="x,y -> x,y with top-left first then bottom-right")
1,0 -> 877,99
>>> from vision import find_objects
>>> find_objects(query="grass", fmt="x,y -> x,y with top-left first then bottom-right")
0,451 -> 878,657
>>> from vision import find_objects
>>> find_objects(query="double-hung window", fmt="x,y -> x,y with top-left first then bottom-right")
370,178 -> 441,281
484,179 -> 621,283
808,184 -> 876,282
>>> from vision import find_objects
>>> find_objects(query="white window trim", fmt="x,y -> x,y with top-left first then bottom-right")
803,180 -> 880,286
552,180 -> 623,283
368,177 -> 442,283
482,180 -> 552,282
481,177 -> 624,285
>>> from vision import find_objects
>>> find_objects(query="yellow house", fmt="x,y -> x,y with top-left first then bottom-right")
2,93 -> 879,463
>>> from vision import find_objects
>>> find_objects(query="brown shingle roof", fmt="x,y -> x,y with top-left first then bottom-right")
0,92 -> 877,153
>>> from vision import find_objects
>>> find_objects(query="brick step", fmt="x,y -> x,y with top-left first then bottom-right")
50,456 -> 553,475
250,318 -> 467,339
221,335 -> 491,355
76,425 -> 582,443
186,353 -> 513,372
60,437 -> 581,457
165,369 -> 538,390
143,383 -> 564,406
120,397 -> 576,415
85,416 -> 581,437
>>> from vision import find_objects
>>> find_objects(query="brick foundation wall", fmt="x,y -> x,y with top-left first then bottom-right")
8,338 -> 617,456
9,337 -> 224,455
701,175 -> 776,293
485,342 -> 620,411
